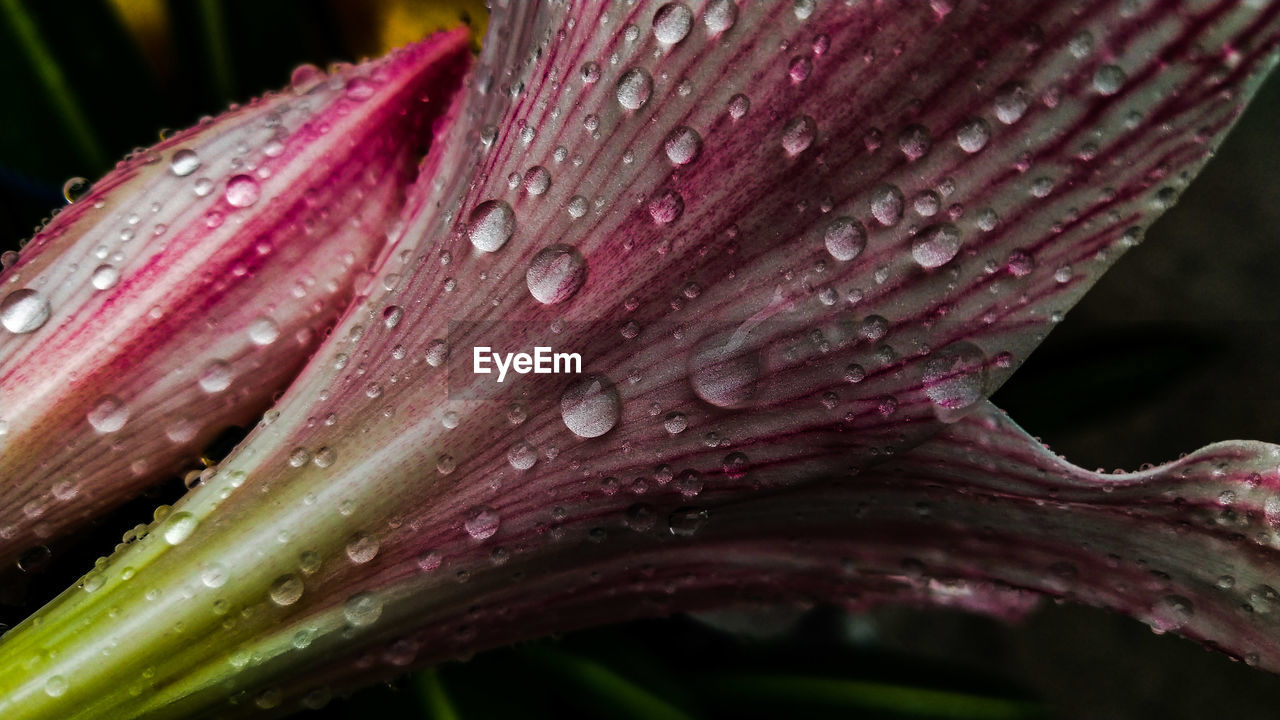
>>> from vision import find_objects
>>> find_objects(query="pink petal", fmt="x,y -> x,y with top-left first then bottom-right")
0,30 -> 471,568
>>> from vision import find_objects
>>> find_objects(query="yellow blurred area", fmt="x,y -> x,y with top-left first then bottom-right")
105,0 -> 486,78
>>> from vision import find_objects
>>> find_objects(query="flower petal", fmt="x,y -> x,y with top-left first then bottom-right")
3,1 -> 1280,717
0,29 -> 471,568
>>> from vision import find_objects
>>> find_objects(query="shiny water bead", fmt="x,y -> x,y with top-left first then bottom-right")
224,175 -> 261,208
824,217 -> 867,261
527,245 -> 587,304
648,189 -> 684,224
664,126 -> 702,165
465,506 -> 500,540
911,223 -> 962,268
524,166 -> 551,195
616,68 -> 653,110
728,93 -> 750,119
922,342 -> 987,410
704,0 -> 738,33
1,289 -> 51,334
170,148 -> 201,176
897,124 -> 932,160
580,61 -> 601,84
781,115 -> 817,155
956,118 -> 991,153
652,3 -> 693,44
467,200 -> 516,252
62,177 -> 90,203
91,264 -> 120,290
870,184 -> 904,226
561,374 -> 621,438
994,82 -> 1030,124
87,395 -> 129,433
508,441 -> 538,470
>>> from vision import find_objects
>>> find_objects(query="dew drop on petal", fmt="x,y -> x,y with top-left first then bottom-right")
648,189 -> 684,224
1093,64 -> 1126,95
523,166 -> 551,195
781,115 -> 817,155
728,93 -> 750,119
345,77 -> 377,100
911,223 -> 962,268
91,264 -> 120,290
170,149 -> 201,177
956,118 -> 991,153
269,574 -> 304,606
668,507 -> 708,537
994,82 -> 1030,124
1,289 -> 51,334
345,532 -> 379,564
62,177 -> 89,203
870,184 -> 904,226
527,245 -> 587,304
87,395 -> 129,433
652,3 -> 693,44
897,124 -> 931,160
824,216 -> 866,261
43,676 -> 67,698
343,591 -> 382,627
690,335 -> 761,408
561,374 -> 621,438
704,0 -> 738,33
922,342 -> 987,410
508,441 -> 537,470
664,412 -> 688,434
162,512 -> 198,545
425,339 -> 449,367
199,360 -> 233,393
664,126 -> 702,165
466,199 -> 515,252
465,506 -> 500,540
248,317 -> 280,345
616,68 -> 653,110
224,175 -> 261,208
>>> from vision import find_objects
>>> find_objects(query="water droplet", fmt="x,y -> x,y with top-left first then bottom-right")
465,506 -> 500,540
728,93 -> 750,119
224,175 -> 261,208
625,503 -> 657,531
1149,594 -> 1193,632
648,189 -> 684,224
508,441 -> 537,470
561,374 -> 621,438
524,166 -> 551,195
911,223 -> 962,268
994,82 -> 1030,124
62,177 -> 89,203
425,339 -> 449,367
922,342 -> 987,410
1,289 -> 51,334
616,68 -> 654,110
664,412 -> 688,434
704,0 -> 738,32
897,124 -> 931,160
870,184 -> 904,226
664,126 -> 702,165
824,216 -> 866,261
44,675 -> 67,698
248,317 -> 280,345
793,0 -> 815,20
956,118 -> 990,153
652,3 -> 693,44
568,195 -> 589,218
343,591 -> 382,627
162,512 -> 198,545
199,360 -> 233,393
781,115 -> 816,155
1068,31 -> 1095,59
346,532 -> 379,564
580,61 -> 601,83
170,149 -> 201,177
1093,64 -> 1126,95
690,333 -> 760,408
201,562 -> 229,588
668,507 -> 708,537
1006,249 -> 1035,276
87,395 -> 129,433
91,264 -> 120,290
345,76 -> 377,100
193,177 -> 214,197
527,245 -> 587,304
1054,265 -> 1073,283
269,574 -> 304,606
466,199 -> 515,252
417,550 -> 443,572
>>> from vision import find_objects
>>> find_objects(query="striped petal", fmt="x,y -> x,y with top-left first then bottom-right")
1,1 -> 1279,718
0,30 -> 471,569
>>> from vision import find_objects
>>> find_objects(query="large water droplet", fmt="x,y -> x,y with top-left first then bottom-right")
343,591 -> 383,627
466,199 -> 515,252
781,115 -> 816,155
170,149 -> 201,177
508,441 -> 537,470
652,3 -> 693,44
199,360 -> 233,393
956,118 -> 991,153
911,223 -> 962,268
897,124 -> 932,160
1,289 -> 51,334
162,511 -> 198,545
91,264 -> 120,290
690,332 -> 760,408
994,82 -> 1030,124
87,395 -> 129,433
1149,594 -> 1194,633
648,189 -> 684,224
704,0 -> 738,32
824,216 -> 866,261
269,574 -> 304,606
921,342 -> 987,410
870,184 -> 904,226
465,506 -> 500,540
616,68 -> 653,110
346,532 -> 379,564
561,374 -> 621,438
224,174 -> 261,208
664,126 -> 702,165
248,317 -> 280,345
527,245 -> 587,304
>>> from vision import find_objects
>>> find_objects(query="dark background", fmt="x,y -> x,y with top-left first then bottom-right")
2,2 -> 1279,718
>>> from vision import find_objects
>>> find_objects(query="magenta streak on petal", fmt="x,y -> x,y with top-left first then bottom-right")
0,30 -> 472,568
